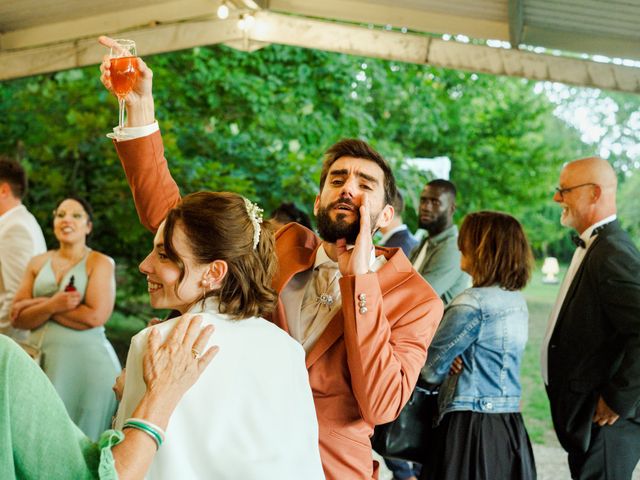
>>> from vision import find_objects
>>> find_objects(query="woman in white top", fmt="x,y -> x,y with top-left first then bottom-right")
115,191 -> 324,480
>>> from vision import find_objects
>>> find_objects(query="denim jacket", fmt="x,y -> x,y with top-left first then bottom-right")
421,286 -> 528,421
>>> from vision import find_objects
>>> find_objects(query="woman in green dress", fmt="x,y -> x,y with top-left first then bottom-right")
0,314 -> 218,479
11,196 -> 121,440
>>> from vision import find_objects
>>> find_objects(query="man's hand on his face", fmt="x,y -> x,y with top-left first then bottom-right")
336,194 -> 373,276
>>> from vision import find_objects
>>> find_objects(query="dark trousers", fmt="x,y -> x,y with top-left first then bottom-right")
568,418 -> 640,480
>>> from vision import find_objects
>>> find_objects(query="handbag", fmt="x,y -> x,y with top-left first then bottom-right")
371,385 -> 438,464
17,324 -> 47,367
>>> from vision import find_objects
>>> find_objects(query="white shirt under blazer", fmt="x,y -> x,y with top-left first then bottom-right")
115,298 -> 324,480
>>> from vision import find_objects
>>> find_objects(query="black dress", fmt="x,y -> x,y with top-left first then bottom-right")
420,410 -> 536,480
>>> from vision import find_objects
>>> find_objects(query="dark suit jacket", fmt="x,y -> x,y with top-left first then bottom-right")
547,220 -> 640,453
380,227 -> 418,257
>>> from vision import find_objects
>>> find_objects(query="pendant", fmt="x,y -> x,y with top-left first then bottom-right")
317,293 -> 334,308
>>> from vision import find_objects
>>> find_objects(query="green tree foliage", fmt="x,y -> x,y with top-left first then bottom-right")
619,172 -> 640,248
0,44 -> 590,304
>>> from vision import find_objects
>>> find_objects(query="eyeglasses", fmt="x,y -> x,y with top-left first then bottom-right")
554,182 -> 596,200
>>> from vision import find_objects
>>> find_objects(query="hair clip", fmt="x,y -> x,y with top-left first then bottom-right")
243,197 -> 264,250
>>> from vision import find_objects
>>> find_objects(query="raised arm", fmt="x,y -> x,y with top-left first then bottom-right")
332,195 -> 443,424
51,252 -> 116,330
99,36 -> 181,233
340,272 -> 443,425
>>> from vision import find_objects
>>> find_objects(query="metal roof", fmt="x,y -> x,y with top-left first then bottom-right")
1,0 -> 639,92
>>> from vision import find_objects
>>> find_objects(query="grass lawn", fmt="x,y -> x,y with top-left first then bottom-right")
521,265 -> 566,445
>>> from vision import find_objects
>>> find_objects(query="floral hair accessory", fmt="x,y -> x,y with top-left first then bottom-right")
243,197 -> 264,250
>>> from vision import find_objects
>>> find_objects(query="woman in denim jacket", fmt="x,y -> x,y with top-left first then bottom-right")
420,211 -> 536,480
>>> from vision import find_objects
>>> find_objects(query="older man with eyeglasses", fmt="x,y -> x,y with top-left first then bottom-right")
541,157 -> 640,480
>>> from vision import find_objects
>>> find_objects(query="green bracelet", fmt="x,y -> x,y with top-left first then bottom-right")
123,420 -> 164,449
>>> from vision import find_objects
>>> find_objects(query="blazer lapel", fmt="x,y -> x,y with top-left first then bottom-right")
555,230 -> 608,328
270,224 -> 321,334
305,310 -> 344,368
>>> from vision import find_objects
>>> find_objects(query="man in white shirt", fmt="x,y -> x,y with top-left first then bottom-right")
0,157 -> 47,340
542,157 -> 640,480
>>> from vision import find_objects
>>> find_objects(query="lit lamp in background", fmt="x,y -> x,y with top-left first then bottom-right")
541,257 -> 560,284
217,1 -> 229,19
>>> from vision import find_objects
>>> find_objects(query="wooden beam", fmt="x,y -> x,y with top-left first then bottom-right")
508,0 -> 523,48
0,18 -> 243,80
1,10 -> 639,94
268,0 -> 510,41
0,0 -> 223,51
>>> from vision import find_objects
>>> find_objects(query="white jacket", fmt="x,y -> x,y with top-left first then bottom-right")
115,299 -> 325,480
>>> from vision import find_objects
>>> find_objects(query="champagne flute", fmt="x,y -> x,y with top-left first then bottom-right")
106,39 -> 138,140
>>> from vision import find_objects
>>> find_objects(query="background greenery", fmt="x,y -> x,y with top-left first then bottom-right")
1,43 -> 638,445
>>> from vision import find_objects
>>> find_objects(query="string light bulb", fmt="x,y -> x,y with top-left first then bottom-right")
238,13 -> 255,31
217,2 -> 229,19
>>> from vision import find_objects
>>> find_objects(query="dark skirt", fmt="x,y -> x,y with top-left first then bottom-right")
420,411 -> 536,480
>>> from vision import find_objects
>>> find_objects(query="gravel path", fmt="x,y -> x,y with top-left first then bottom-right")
374,441 -> 640,479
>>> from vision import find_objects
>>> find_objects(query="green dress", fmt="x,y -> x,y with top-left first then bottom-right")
0,334 -> 121,479
30,253 -> 121,441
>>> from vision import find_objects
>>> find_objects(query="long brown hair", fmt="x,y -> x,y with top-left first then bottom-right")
458,211 -> 532,291
162,192 -> 278,319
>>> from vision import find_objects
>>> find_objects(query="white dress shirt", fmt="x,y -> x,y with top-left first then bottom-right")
0,204 -> 47,334
540,214 -> 617,384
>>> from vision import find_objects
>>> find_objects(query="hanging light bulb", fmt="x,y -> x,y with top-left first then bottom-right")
238,13 -> 255,31
217,2 -> 229,19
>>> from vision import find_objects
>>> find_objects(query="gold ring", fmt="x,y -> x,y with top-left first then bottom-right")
191,348 -> 201,360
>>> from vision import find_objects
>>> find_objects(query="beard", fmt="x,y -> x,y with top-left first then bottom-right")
316,198 -> 378,244
560,206 -> 576,229
419,212 -> 449,234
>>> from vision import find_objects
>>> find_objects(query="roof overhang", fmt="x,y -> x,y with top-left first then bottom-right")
1,0 -> 639,93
